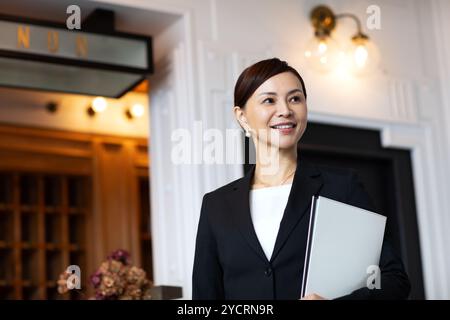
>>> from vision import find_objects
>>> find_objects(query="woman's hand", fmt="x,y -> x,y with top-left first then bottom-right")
300,293 -> 326,300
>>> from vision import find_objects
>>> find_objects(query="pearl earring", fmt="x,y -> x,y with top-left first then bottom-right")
245,129 -> 251,138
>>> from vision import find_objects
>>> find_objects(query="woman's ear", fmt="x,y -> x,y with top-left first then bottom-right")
233,106 -> 248,129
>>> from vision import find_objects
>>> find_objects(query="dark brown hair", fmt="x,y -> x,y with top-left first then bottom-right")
234,58 -> 307,108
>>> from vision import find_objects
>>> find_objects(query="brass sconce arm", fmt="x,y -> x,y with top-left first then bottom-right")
335,13 -> 365,38
310,5 -> 367,39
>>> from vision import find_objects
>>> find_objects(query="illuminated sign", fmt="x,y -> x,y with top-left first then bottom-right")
0,14 -> 153,97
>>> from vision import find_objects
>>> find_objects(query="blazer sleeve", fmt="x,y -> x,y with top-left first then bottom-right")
192,193 -> 225,299
335,172 -> 411,300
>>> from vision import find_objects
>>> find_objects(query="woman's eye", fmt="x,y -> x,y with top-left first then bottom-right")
262,98 -> 275,104
289,96 -> 302,103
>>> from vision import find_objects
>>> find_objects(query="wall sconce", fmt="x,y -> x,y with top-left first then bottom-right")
304,5 -> 380,75
87,97 -> 108,117
125,103 -> 145,120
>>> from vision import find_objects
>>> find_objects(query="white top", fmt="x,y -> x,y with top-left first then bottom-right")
249,184 -> 292,261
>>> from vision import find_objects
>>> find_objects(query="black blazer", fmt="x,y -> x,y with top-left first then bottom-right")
192,159 -> 411,300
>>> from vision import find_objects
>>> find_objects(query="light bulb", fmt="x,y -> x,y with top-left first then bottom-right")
347,35 -> 380,76
130,103 -> 145,118
304,36 -> 340,73
354,45 -> 369,68
125,103 -> 145,120
92,97 -> 107,113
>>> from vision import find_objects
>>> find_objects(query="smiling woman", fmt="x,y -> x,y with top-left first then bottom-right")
233,61 -> 308,187
192,58 -> 410,300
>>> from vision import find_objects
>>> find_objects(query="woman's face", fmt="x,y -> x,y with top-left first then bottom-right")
234,71 -> 307,150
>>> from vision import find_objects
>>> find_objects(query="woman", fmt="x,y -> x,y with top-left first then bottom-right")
192,58 -> 410,300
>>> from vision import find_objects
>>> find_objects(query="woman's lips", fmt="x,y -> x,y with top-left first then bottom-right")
276,127 -> 295,135
270,123 -> 297,135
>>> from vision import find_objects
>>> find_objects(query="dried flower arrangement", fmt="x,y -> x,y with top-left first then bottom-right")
57,249 -> 152,300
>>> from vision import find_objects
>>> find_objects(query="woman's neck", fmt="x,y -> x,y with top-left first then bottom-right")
252,145 -> 298,189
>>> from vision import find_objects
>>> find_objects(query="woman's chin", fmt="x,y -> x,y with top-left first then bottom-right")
272,139 -> 298,150
256,136 -> 299,151
277,143 -> 297,151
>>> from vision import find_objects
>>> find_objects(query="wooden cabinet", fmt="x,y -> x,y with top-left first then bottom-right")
0,125 -> 151,299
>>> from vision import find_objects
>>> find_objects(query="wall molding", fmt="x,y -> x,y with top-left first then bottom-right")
388,79 -> 418,122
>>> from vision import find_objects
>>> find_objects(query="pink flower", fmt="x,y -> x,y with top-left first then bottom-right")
108,249 -> 131,265
90,271 -> 102,288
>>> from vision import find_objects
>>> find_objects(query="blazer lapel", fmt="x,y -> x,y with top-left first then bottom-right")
226,165 -> 269,264
225,159 -> 324,265
270,159 -> 323,262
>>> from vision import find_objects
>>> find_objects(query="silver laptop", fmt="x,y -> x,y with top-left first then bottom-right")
301,196 -> 386,299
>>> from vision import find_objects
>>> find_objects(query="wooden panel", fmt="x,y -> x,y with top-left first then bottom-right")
0,124 -> 148,145
134,144 -> 150,168
0,133 -> 92,159
37,176 -> 46,299
0,124 -> 151,299
137,175 -> 152,280
95,142 -> 128,254
60,177 -> 70,300
92,140 -> 142,265
0,172 -> 89,300
0,151 -> 91,175
12,173 -> 22,299
124,142 -> 141,268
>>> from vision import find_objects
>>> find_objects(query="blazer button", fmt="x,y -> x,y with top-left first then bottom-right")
265,267 -> 273,277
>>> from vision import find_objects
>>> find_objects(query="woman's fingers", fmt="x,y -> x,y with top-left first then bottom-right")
300,293 -> 326,300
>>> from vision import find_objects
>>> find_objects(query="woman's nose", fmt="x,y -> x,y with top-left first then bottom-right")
277,102 -> 292,117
